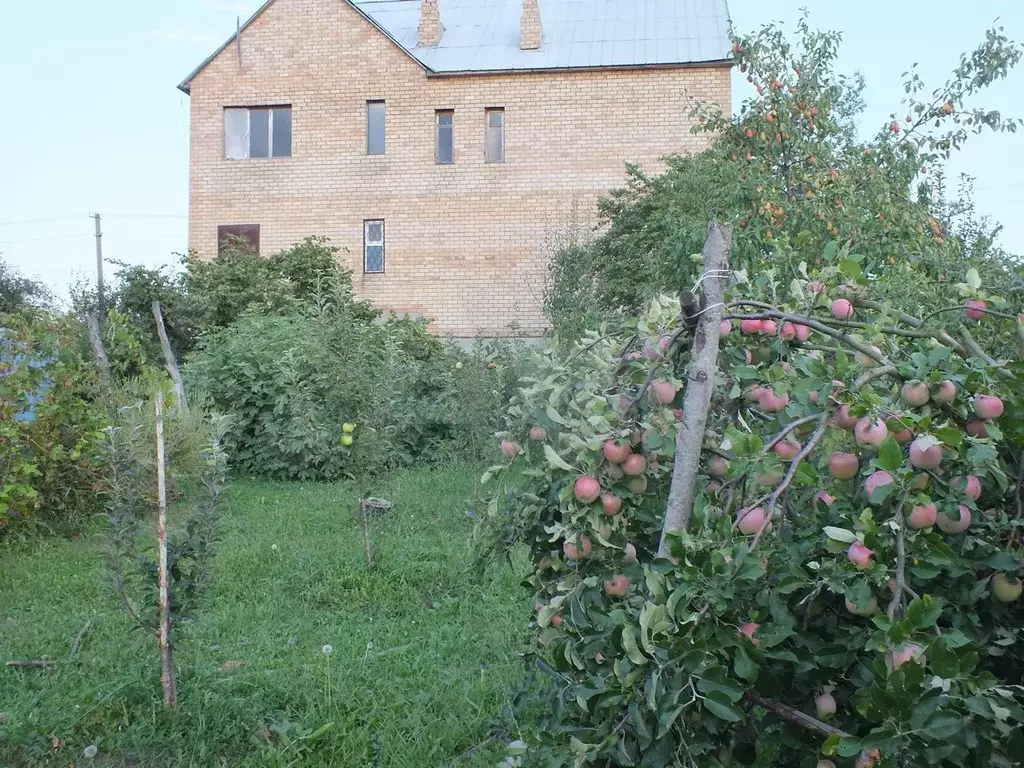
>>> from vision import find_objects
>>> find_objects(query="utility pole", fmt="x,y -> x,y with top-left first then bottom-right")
92,213 -> 104,311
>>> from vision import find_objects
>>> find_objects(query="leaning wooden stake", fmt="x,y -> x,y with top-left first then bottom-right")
155,393 -> 178,707
658,222 -> 732,557
152,301 -> 187,412
361,501 -> 375,569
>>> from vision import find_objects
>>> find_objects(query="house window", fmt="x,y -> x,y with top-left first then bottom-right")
224,107 -> 291,159
367,101 -> 386,155
364,220 -> 385,273
436,110 -> 454,164
217,224 -> 260,255
485,108 -> 505,163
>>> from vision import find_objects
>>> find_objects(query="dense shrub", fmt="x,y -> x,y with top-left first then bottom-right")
0,314 -> 106,535
187,306 -> 536,483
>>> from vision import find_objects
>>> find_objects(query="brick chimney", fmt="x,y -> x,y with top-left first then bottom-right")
418,0 -> 443,47
520,0 -> 542,50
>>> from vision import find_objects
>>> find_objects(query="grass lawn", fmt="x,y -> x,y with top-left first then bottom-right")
0,468 -> 531,767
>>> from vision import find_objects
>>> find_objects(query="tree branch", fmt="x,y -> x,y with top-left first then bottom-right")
887,490 -> 911,621
744,691 -> 852,739
852,298 -> 967,356
659,223 -> 732,557
854,365 -> 900,390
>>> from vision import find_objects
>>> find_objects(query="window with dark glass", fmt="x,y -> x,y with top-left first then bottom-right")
485,108 -> 505,163
217,224 -> 260,255
224,107 -> 291,159
364,219 -> 385,273
436,110 -> 454,164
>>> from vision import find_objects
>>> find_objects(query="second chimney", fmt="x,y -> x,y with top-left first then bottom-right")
520,0 -> 542,50
418,0 -> 443,47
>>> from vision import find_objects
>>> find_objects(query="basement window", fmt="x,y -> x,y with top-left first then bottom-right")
485,108 -> 505,163
367,101 -> 386,155
224,107 -> 291,159
436,110 -> 454,164
217,224 -> 260,255
364,219 -> 385,273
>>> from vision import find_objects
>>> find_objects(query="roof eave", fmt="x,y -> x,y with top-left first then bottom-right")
176,0 -> 432,96
422,57 -> 733,78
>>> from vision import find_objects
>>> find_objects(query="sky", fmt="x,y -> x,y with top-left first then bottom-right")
0,0 -> 1021,299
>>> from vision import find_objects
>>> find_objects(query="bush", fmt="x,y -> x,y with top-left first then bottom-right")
0,314 -> 106,535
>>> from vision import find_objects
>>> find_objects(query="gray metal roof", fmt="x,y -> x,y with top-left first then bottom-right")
355,0 -> 733,73
179,0 -> 732,92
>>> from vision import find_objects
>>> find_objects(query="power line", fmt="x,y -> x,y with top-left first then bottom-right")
0,233 -> 93,245
106,213 -> 188,220
0,214 -> 89,228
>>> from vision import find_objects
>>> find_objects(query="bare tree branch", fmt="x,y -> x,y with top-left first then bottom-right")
887,490 -> 912,621
854,365 -> 900,390
744,691 -> 853,739
658,223 -> 732,557
152,301 -> 188,412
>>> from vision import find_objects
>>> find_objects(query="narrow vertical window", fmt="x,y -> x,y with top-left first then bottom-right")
364,219 -> 385,273
367,101 -> 386,155
436,110 -> 454,164
485,108 -> 505,163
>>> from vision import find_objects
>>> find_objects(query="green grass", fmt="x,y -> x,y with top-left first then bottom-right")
0,468 -> 531,767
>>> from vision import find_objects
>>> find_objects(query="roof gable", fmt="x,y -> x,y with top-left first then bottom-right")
179,0 -> 732,92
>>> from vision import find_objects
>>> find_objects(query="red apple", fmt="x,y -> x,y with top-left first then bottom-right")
720,319 -> 732,336
741,318 -> 764,335
795,323 -> 811,343
936,505 -> 971,534
623,454 -> 647,476
828,452 -> 859,480
974,394 -> 1004,420
758,389 -> 790,413
909,437 -> 943,469
901,380 -> 930,407
965,419 -> 991,438
709,456 -> 730,477
809,390 -> 820,404
845,596 -> 879,616
888,642 -> 924,672
951,475 -> 981,501
815,693 -> 837,718
781,322 -> 797,341
603,440 -> 632,464
814,491 -> 836,509
907,503 -> 937,529
761,320 -> 779,335
744,384 -> 765,404
551,614 -> 563,629
855,749 -> 882,768
964,299 -> 987,321
890,426 -> 913,444
500,440 -> 519,458
855,417 -> 888,449
737,507 -> 768,534
603,574 -> 631,597
651,379 -> 678,405
864,471 -> 893,501
574,475 -> 601,504
563,535 -> 592,560
774,439 -> 801,461
831,298 -> 854,319
601,493 -> 622,517
528,426 -> 547,441
738,622 -> 760,645
847,541 -> 875,569
835,404 -> 858,430
931,379 -> 956,404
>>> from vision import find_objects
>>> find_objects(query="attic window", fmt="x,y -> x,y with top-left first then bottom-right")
225,107 -> 292,159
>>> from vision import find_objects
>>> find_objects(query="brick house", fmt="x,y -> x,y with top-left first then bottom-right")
179,0 -> 732,339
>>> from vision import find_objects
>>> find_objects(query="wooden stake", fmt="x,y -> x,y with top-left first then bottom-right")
155,393 -> 178,707
152,301 -> 187,413
361,502 -> 375,569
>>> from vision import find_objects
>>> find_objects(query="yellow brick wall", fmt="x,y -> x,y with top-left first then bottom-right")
187,0 -> 731,337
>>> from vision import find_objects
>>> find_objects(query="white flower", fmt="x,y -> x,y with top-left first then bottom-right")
321,644 -> 333,655
84,745 -> 99,759
271,544 -> 279,551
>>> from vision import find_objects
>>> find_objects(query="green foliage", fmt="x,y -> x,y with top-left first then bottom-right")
0,256 -> 49,313
0,313 -> 106,536
0,472 -> 528,766
109,261 -> 195,362
187,306 -> 537,484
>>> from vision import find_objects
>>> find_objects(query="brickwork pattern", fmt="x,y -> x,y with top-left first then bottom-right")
187,0 -> 731,337
520,0 -> 542,50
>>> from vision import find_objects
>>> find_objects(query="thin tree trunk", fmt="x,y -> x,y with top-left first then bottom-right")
361,502 -> 375,569
658,222 -> 732,557
86,312 -> 111,383
151,301 -> 187,413
155,393 -> 178,707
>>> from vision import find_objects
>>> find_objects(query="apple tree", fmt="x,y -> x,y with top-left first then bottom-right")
480,23 -> 1024,768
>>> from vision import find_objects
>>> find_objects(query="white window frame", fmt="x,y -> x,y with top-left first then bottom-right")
436,109 -> 454,164
224,106 -> 291,160
363,219 -> 385,274
485,108 -> 505,163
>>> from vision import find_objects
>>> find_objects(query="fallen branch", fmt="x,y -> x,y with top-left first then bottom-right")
68,620 -> 92,659
152,301 -> 188,412
6,660 -> 53,669
745,691 -> 853,739
658,222 -> 732,557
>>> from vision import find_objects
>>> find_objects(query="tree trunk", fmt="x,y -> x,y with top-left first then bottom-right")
86,312 -> 111,383
155,393 -> 178,707
658,222 -> 732,557
151,301 -> 187,413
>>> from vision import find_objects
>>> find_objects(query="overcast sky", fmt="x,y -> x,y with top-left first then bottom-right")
1,0 -> 1021,298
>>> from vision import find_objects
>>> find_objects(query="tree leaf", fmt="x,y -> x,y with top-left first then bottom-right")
824,526 -> 858,543
621,625 -> 648,666
702,691 -> 744,722
965,268 -> 982,290
920,712 -> 964,740
543,444 -> 574,472
733,644 -> 759,682
877,437 -> 904,471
